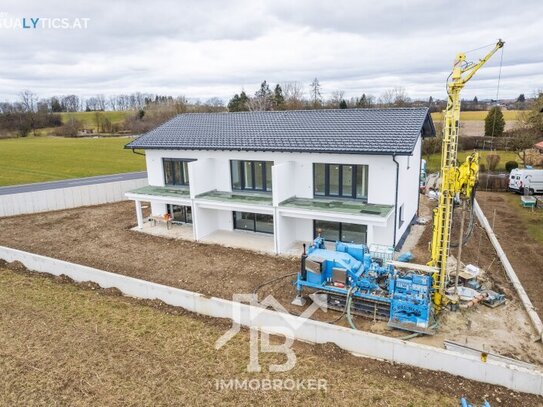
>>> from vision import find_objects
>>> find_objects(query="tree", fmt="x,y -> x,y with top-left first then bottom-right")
517,94 -> 526,103
484,106 -> 505,137
249,81 -> 273,111
339,99 -> 348,109
380,87 -> 410,107
520,92 -> 543,132
356,93 -> 374,108
309,77 -> 322,108
227,91 -> 250,112
273,84 -> 284,110
507,127 -> 539,166
330,90 -> 345,108
282,81 -> 305,110
50,97 -> 62,112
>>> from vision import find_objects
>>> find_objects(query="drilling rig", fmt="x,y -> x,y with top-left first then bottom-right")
429,39 -> 504,307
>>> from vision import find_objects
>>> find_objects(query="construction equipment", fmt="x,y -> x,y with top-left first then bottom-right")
429,39 -> 504,307
292,41 -> 504,334
293,237 -> 434,334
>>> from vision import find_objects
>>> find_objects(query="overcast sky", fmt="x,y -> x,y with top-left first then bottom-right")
0,0 -> 542,104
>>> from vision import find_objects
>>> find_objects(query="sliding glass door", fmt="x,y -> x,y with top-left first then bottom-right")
167,205 -> 192,224
233,211 -> 273,234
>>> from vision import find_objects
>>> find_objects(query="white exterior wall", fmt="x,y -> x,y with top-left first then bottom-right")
145,149 -> 398,205
395,136 -> 422,244
138,137 -> 423,251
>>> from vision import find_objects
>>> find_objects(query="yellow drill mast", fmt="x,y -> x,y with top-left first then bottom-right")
429,40 -> 504,306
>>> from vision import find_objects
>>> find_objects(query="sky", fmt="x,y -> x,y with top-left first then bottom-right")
0,0 -> 542,104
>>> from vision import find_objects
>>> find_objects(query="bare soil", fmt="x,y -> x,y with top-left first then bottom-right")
2,265 -> 541,406
475,191 -> 543,319
0,198 -> 541,364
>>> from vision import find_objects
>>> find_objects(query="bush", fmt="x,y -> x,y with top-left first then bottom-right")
505,161 -> 519,172
485,154 -> 501,171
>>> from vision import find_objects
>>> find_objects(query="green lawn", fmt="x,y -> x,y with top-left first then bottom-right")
60,111 -> 133,130
503,193 -> 543,244
0,136 -> 145,186
425,150 -> 520,173
430,110 -> 521,122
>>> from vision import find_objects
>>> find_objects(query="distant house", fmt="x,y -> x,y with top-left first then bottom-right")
124,108 -> 435,254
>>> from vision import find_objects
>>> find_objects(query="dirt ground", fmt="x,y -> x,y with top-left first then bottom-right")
459,120 -> 517,137
475,191 -> 543,319
2,265 -> 541,406
411,194 -> 543,363
0,198 -> 541,366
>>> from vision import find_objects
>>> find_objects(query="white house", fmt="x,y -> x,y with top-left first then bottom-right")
125,108 -> 435,255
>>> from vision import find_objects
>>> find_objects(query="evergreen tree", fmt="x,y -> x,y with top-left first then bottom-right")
357,94 -> 367,108
238,91 -> 249,111
273,84 -> 285,109
339,99 -> 348,109
484,106 -> 505,137
227,94 -> 241,112
227,91 -> 250,112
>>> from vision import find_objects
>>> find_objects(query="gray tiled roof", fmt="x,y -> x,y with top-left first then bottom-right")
125,107 -> 435,155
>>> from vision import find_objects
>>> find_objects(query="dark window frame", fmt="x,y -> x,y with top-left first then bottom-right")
230,160 -> 273,192
233,211 -> 274,234
163,158 -> 194,186
313,220 -> 367,244
313,163 -> 368,201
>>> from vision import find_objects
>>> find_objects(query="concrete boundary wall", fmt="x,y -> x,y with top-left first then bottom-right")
474,200 -> 543,341
0,178 -> 147,217
0,245 -> 541,396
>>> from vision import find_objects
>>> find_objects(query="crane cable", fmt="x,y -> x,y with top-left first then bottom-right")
490,46 -> 505,138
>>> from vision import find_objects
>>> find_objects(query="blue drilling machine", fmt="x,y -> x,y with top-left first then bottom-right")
292,236 -> 435,334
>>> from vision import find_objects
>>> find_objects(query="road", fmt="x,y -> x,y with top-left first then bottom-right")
0,172 -> 147,196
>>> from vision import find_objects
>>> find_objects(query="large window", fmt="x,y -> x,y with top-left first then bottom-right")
167,204 -> 192,224
231,160 -> 273,192
314,220 -> 367,244
233,211 -> 274,234
163,158 -> 192,186
313,163 -> 368,200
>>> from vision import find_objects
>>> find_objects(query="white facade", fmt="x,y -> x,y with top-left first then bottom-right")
126,138 -> 423,255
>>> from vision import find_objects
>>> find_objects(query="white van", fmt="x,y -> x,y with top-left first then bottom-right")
509,168 -> 543,194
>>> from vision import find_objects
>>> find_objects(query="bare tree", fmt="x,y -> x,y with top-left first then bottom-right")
309,78 -> 322,108
282,81 -> 305,110
96,94 -> 107,111
20,90 -> 37,112
61,95 -> 80,112
329,90 -> 345,107
108,96 -> 118,111
380,87 -> 411,107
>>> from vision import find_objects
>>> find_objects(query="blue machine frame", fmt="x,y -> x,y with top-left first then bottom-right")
294,237 -> 434,334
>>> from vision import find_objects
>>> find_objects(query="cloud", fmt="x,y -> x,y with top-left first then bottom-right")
0,0 -> 541,102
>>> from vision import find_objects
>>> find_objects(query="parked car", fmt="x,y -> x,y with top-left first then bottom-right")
508,168 -> 543,194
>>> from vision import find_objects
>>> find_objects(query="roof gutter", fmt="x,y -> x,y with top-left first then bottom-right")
131,148 -> 145,156
392,154 -> 400,247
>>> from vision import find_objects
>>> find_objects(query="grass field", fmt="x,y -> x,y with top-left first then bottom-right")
0,136 -> 145,186
60,111 -> 133,130
502,193 -> 543,244
430,110 -> 521,122
425,150 -> 520,173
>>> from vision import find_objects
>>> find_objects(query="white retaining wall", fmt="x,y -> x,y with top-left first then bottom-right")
0,245 -> 541,397
0,178 -> 147,217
